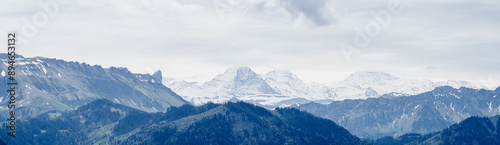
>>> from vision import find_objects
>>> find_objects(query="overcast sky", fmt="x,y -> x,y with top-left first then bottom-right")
1,0 -> 499,88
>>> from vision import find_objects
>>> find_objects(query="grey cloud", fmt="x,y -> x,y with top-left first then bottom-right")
211,0 -> 338,26
280,0 -> 337,26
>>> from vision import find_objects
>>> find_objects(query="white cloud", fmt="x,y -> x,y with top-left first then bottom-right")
1,0 -> 499,88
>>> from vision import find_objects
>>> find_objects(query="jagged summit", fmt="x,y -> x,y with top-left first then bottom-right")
152,70 -> 162,83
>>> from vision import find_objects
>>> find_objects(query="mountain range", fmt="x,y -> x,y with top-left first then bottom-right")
167,67 -> 476,107
2,55 -> 499,144
167,67 -> 500,139
374,115 -> 500,145
295,86 -> 500,138
0,54 -> 188,119
0,99 -> 367,145
2,98 -> 498,145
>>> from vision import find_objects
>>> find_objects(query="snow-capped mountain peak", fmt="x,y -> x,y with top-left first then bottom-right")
170,67 -> 278,105
166,67 -> 480,107
262,70 -> 310,97
212,66 -> 257,82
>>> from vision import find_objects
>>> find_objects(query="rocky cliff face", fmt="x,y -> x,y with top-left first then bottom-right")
0,55 -> 188,119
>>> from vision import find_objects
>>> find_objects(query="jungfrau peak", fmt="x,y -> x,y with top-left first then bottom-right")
201,66 -> 278,97
262,69 -> 311,97
167,67 -> 280,105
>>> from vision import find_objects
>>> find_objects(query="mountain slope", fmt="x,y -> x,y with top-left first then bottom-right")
375,115 -> 500,145
201,66 -> 278,98
127,101 -> 367,145
0,99 -> 368,145
167,68 -> 476,107
295,86 -> 500,138
0,55 -> 188,118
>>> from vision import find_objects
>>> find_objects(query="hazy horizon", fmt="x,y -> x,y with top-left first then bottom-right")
1,0 -> 499,89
